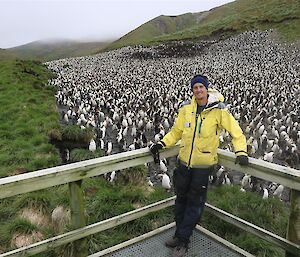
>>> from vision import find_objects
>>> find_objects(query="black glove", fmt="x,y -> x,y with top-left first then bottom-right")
235,155 -> 249,166
149,143 -> 163,164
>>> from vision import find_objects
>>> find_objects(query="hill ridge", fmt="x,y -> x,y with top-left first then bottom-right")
107,0 -> 300,50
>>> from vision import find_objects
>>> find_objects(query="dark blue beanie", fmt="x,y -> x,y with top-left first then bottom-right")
191,75 -> 208,90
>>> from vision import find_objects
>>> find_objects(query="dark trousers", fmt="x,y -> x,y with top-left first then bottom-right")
173,163 -> 213,244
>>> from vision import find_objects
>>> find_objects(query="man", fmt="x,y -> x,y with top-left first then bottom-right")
149,75 -> 248,257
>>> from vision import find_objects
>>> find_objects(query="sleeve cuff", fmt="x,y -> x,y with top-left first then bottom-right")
160,140 -> 166,147
235,150 -> 248,156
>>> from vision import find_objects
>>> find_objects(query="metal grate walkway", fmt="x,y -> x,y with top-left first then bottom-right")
89,223 -> 254,257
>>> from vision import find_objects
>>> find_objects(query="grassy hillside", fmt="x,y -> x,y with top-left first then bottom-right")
109,13 -> 200,49
108,0 -> 300,49
0,49 -> 16,60
2,0 -> 298,60
1,40 -> 111,62
0,60 -> 61,178
0,60 -> 103,178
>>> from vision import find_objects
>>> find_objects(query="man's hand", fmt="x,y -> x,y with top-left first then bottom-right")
149,143 -> 163,163
235,155 -> 249,166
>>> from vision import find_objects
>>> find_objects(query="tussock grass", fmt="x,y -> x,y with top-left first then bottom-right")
116,165 -> 148,186
51,185 -> 70,207
8,218 -> 38,235
83,176 -> 174,254
14,191 -> 52,214
47,128 -> 62,141
70,148 -> 104,162
0,218 -> 41,249
61,125 -> 94,143
203,185 -> 289,256
0,199 -> 16,223
233,233 -> 284,257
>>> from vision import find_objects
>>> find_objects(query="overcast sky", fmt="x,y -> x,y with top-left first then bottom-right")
0,0 -> 235,49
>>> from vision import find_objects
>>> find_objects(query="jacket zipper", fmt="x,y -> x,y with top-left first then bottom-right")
187,112 -> 198,168
198,113 -> 203,136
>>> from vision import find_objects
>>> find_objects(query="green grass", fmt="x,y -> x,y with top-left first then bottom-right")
107,0 -> 300,50
8,218 -> 39,235
0,59 -> 61,177
0,60 -> 99,177
203,185 -> 289,257
152,0 -> 300,43
83,167 -> 170,224
83,176 -> 174,255
13,191 -> 52,214
0,218 -> 39,247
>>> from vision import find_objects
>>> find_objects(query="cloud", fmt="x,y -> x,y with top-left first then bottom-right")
0,0 -> 234,48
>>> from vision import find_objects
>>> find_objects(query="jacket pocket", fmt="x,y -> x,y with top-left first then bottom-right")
199,117 -> 217,138
192,147 -> 216,165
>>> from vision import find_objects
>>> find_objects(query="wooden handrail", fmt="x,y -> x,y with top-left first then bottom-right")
0,146 -> 300,257
1,146 -> 299,200
0,146 -> 179,200
218,149 -> 300,190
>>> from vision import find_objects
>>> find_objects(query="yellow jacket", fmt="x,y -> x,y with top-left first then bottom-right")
161,89 -> 247,168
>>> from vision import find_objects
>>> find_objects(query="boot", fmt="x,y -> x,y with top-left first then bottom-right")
171,241 -> 188,257
165,236 -> 180,248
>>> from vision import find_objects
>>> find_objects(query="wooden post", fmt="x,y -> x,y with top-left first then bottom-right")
286,189 -> 300,257
69,180 -> 88,257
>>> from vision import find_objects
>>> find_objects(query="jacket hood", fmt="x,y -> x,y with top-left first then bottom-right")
191,88 -> 226,110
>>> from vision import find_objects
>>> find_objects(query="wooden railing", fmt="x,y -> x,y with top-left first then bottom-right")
0,146 -> 299,257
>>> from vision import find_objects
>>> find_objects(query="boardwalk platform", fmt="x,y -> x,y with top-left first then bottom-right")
89,223 -> 254,257
1,147 -> 299,257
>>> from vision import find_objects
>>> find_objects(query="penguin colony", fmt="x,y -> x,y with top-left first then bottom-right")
46,30 -> 300,199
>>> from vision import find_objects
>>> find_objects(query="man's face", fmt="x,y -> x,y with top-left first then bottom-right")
192,83 -> 208,102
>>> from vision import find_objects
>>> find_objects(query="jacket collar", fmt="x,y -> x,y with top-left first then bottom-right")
191,89 -> 225,111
